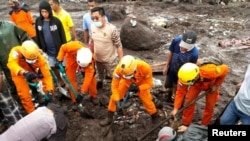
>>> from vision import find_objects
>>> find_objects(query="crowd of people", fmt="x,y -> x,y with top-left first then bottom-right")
0,0 -> 248,141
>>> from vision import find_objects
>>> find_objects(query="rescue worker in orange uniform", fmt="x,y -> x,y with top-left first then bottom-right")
8,0 -> 36,41
100,55 -> 157,126
170,62 -> 229,130
56,41 -> 97,105
7,40 -> 54,114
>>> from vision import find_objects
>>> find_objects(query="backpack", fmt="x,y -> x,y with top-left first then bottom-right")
197,57 -> 224,79
197,56 -> 223,66
21,2 -> 30,11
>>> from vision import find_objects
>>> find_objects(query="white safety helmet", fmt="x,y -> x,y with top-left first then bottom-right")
76,48 -> 92,67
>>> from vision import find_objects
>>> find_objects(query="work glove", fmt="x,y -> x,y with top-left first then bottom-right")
36,69 -> 44,78
23,72 -> 37,82
76,93 -> 84,104
44,91 -> 53,105
97,81 -> 103,89
128,83 -> 139,93
55,60 -> 63,69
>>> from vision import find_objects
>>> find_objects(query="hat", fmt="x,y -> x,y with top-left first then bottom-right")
156,127 -> 176,141
179,30 -> 197,51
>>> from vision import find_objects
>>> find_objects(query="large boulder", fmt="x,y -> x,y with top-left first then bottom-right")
102,4 -> 127,21
120,17 -> 161,51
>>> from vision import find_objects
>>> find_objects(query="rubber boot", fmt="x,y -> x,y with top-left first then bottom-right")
99,111 -> 114,126
90,97 -> 99,105
97,81 -> 103,89
151,112 -> 159,124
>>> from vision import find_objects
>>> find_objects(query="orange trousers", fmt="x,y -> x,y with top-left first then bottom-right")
182,86 -> 219,126
82,76 -> 97,98
108,80 -> 157,115
12,76 -> 49,114
65,62 -> 97,103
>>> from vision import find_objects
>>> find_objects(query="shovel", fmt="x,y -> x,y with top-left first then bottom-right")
50,69 -> 71,99
57,63 -> 85,112
102,91 -> 134,137
43,53 -> 70,98
137,89 -> 212,141
28,80 -> 49,107
116,91 -> 134,113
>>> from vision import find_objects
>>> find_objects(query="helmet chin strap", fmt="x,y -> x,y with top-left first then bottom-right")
186,75 -> 200,86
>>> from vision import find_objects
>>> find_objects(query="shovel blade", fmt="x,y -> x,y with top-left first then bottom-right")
57,86 -> 71,98
79,104 -> 94,118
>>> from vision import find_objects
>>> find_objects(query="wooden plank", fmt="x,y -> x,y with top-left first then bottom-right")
150,61 -> 166,73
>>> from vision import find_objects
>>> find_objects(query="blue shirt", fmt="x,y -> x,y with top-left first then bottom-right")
82,12 -> 110,36
167,35 -> 199,83
234,63 -> 250,116
42,21 -> 56,56
82,13 -> 92,35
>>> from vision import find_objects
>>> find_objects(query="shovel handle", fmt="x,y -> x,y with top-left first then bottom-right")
57,64 -> 84,111
137,89 -> 211,141
58,64 -> 78,97
116,91 -> 133,111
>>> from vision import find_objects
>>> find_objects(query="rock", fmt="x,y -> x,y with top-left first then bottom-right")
120,17 -> 161,51
102,4 -> 127,21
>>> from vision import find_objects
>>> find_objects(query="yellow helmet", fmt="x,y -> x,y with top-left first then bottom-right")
21,40 -> 40,60
120,55 -> 137,78
178,63 -> 199,85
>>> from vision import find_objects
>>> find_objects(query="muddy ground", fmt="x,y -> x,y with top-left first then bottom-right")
1,0 -> 250,141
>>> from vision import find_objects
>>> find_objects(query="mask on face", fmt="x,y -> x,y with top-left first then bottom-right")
122,74 -> 134,80
93,21 -> 102,28
26,59 -> 37,64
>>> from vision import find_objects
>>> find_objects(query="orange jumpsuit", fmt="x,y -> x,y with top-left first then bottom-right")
108,59 -> 157,115
57,41 -> 97,103
174,64 -> 229,126
7,46 -> 54,114
9,9 -> 36,38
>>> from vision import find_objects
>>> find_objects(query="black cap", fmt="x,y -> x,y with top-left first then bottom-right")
182,30 -> 197,44
180,30 -> 197,50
